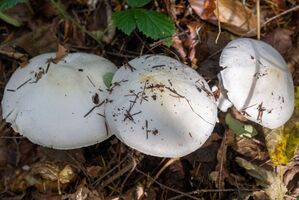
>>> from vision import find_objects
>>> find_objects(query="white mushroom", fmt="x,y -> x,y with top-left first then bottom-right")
1,52 -> 117,149
218,38 -> 294,129
105,55 -> 217,158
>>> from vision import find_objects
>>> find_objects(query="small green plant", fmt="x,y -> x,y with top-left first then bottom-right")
0,0 -> 28,27
112,0 -> 175,44
103,72 -> 114,87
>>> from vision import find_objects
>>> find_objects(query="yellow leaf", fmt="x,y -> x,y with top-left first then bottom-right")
264,86 -> 299,166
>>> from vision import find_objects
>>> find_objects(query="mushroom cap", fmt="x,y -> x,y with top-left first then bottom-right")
2,52 -> 117,149
105,55 -> 217,157
219,38 -> 294,129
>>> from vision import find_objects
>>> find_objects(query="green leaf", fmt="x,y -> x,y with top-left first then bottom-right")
0,11 -> 21,26
127,0 -> 151,8
112,10 -> 136,35
225,113 -> 257,138
103,72 -> 114,87
163,37 -> 173,47
134,9 -> 175,40
0,0 -> 28,11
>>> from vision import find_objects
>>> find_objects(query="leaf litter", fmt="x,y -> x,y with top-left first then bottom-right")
0,0 -> 298,199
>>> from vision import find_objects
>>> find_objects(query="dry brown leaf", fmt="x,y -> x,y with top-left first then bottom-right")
62,183 -> 105,200
209,131 -> 233,191
86,165 -> 104,178
32,161 -> 60,181
232,137 -> 268,161
251,191 -> 269,200
264,28 -> 294,56
283,162 -> 299,198
172,35 -> 187,62
87,0 -> 115,44
2,24 -> 58,56
190,0 -> 258,36
189,0 -> 216,20
47,44 -> 69,64
214,0 -> 257,36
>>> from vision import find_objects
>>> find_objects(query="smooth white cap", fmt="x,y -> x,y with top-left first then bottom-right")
219,38 -> 294,129
2,52 -> 117,149
105,55 -> 217,157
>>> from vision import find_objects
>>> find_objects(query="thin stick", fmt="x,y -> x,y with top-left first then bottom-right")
169,188 -> 258,200
215,0 -> 221,44
262,5 -> 299,27
100,158 -> 137,188
136,168 -> 201,200
148,158 -> 179,188
256,0 -> 261,40
245,5 -> 299,35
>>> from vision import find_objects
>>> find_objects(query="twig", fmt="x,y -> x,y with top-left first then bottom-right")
245,5 -> 299,35
136,168 -> 202,200
262,5 -> 299,27
215,0 -> 221,44
100,157 -> 137,188
92,154 -> 129,187
256,0 -> 260,40
169,188 -> 258,200
147,158 -> 179,188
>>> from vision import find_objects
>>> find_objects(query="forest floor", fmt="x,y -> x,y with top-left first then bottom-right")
0,0 -> 298,199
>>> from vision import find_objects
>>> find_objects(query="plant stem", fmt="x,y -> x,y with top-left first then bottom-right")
0,11 -> 21,27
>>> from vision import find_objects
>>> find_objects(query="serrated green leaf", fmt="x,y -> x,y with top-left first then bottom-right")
163,37 -> 173,47
134,9 -> 175,40
225,113 -> 257,138
127,0 -> 151,8
0,0 -> 28,11
112,10 -> 136,35
103,72 -> 114,87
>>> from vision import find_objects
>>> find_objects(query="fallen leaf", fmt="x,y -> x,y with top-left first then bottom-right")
214,0 -> 258,36
53,44 -> 68,63
86,165 -> 103,178
263,28 -> 294,56
225,113 -> 258,138
1,24 -> 59,56
172,35 -> 187,62
232,137 -> 268,161
284,163 -> 299,188
209,130 -> 245,197
190,0 -> 258,36
236,157 -> 287,200
59,165 -> 76,184
87,0 -> 116,44
189,0 -> 216,21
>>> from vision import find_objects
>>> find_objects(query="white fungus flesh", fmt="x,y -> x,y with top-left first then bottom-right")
218,38 -> 294,129
105,55 -> 218,158
2,52 -> 117,149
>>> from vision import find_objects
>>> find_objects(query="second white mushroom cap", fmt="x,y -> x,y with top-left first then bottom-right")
106,55 -> 218,157
218,38 -> 294,129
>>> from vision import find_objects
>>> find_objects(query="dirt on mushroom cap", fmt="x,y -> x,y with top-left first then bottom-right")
1,52 -> 117,149
219,38 -> 294,129
105,55 -> 218,157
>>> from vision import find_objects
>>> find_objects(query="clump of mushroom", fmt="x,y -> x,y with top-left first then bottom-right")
217,38 -> 294,129
105,55 -> 218,158
1,52 -> 117,149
